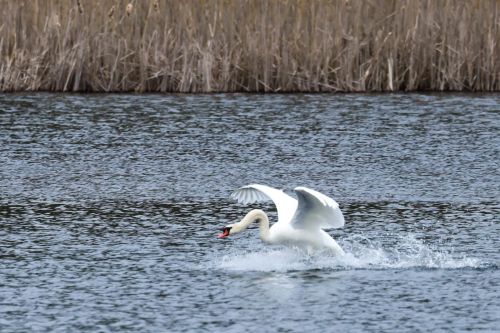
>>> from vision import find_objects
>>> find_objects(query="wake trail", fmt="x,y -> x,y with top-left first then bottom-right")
210,234 -> 483,272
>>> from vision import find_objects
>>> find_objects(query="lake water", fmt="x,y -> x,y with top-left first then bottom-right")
1,93 -> 499,332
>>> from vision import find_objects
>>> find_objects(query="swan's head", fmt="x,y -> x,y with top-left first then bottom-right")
217,224 -> 234,238
217,221 -> 249,238
217,210 -> 267,239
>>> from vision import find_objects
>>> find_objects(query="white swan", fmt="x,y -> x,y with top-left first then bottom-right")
218,184 -> 345,255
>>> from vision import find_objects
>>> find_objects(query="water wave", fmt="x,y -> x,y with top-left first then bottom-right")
213,234 -> 483,272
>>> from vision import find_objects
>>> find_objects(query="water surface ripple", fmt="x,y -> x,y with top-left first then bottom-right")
1,93 -> 499,332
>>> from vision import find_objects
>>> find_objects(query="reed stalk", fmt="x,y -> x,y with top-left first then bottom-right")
0,0 -> 498,92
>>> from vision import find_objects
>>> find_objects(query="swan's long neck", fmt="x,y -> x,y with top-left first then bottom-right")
234,209 -> 271,243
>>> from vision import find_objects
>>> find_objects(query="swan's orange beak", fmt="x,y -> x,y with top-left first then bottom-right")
217,227 -> 231,238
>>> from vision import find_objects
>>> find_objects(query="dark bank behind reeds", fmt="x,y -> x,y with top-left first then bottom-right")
0,0 -> 499,92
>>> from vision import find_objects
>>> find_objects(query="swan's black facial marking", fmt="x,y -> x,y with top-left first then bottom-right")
217,226 -> 232,239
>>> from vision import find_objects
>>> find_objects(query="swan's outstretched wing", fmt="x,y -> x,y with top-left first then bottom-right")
290,187 -> 344,230
231,184 -> 297,223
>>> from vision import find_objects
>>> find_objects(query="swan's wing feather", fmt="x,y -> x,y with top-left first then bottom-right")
231,185 -> 268,204
290,187 -> 345,230
231,184 -> 297,223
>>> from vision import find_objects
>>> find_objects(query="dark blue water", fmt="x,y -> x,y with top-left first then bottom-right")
1,93 -> 499,332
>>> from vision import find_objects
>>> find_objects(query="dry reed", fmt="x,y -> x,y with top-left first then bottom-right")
0,0 -> 498,92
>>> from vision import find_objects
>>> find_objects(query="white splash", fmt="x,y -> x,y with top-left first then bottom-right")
213,234 -> 482,272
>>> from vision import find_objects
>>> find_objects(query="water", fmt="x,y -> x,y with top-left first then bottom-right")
1,93 -> 499,332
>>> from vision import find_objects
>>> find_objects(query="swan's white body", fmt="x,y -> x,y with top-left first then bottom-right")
220,184 -> 345,255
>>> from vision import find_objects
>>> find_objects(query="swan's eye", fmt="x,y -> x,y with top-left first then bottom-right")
217,227 -> 232,239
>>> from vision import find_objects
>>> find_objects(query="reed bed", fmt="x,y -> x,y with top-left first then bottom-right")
0,0 -> 498,92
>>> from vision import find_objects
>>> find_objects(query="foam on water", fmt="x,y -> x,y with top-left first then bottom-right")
213,234 -> 482,272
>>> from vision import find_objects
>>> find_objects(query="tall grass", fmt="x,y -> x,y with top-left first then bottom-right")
0,0 -> 498,92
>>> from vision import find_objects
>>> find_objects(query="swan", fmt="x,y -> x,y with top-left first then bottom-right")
218,184 -> 345,255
